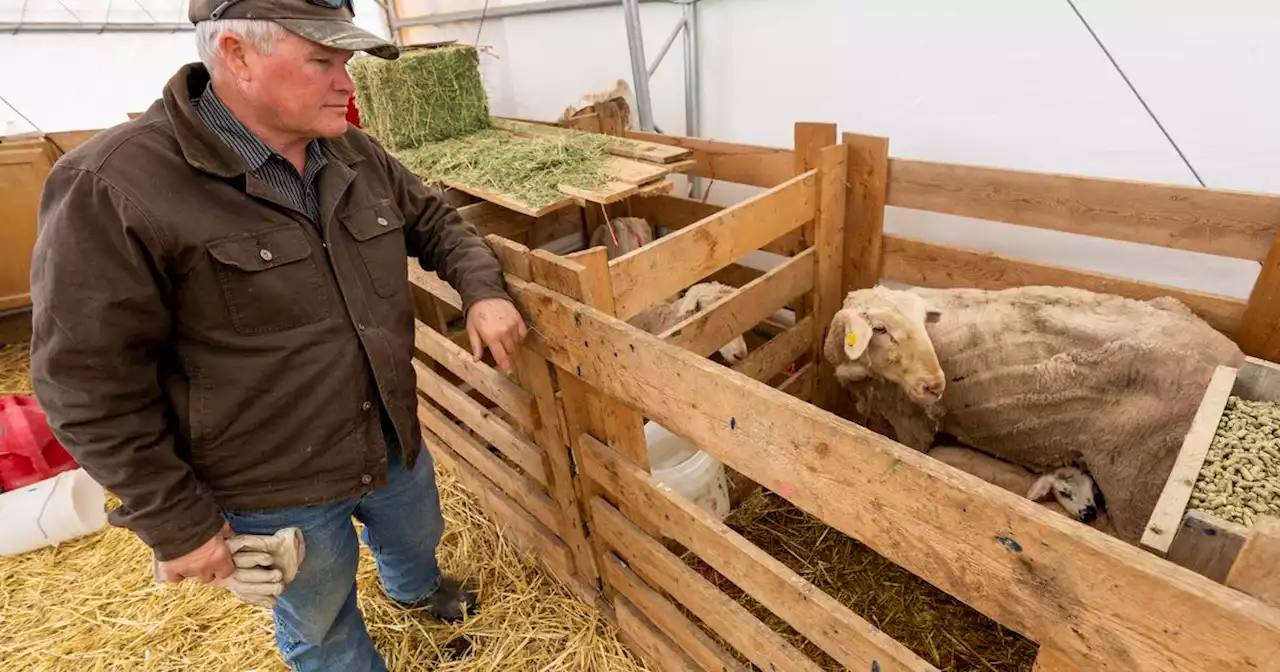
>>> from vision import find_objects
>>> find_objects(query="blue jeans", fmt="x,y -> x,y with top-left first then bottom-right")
222,441 -> 444,671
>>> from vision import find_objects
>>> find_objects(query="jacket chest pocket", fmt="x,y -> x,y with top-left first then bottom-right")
340,201 -> 408,298
206,226 -> 331,336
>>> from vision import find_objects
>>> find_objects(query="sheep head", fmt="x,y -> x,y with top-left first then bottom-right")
678,282 -> 749,365
824,286 -> 945,405
1027,466 -> 1103,524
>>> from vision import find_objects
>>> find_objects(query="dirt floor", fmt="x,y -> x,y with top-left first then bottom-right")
0,342 -> 649,672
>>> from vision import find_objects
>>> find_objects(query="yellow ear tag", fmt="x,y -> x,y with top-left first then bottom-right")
845,333 -> 858,347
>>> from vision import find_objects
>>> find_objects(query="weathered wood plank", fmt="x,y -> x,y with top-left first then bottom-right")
421,425 -> 574,580
1237,234 -> 1280,361
602,554 -> 748,672
624,129 -> 795,187
733,315 -> 815,383
1226,516 -> 1280,608
512,279 -> 1280,671
886,158 -> 1280,262
1143,365 -> 1237,554
614,595 -> 701,672
413,358 -> 549,486
777,361 -> 814,401
810,143 -> 849,411
1168,510 -> 1250,583
627,194 -> 722,232
417,402 -> 561,535
611,171 -> 818,320
842,132 -> 890,294
662,249 -> 815,358
881,235 -> 1246,335
582,435 -> 936,672
591,498 -> 823,672
412,320 -> 538,430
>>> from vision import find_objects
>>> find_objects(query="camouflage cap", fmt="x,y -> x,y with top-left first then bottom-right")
189,0 -> 399,60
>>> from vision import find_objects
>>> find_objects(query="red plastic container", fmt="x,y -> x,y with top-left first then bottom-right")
0,395 -> 79,492
345,92 -> 362,129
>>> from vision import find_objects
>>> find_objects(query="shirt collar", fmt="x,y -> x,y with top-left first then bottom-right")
195,81 -> 329,175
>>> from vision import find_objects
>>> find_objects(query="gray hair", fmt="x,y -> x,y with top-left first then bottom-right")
196,19 -> 288,74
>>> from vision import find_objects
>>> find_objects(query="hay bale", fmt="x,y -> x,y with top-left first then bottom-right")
351,45 -> 491,150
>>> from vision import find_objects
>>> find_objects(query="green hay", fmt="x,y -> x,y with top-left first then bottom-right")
396,129 -> 613,209
351,45 -> 491,150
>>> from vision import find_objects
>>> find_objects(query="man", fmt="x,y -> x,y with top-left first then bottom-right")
28,0 -> 527,669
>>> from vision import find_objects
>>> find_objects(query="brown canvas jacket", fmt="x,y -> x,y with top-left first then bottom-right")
29,63 -> 510,561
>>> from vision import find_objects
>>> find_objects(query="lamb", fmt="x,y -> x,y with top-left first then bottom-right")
629,281 -> 748,365
588,216 -> 655,259
823,284 -> 1245,544
926,444 -> 1117,535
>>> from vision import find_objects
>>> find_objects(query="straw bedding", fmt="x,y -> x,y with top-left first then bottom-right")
0,342 -> 649,671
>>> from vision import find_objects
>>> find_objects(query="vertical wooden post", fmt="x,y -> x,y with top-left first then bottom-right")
841,132 -> 890,296
786,123 -> 840,289
1225,515 -> 1280,608
1238,235 -> 1280,360
526,247 -> 660,598
482,236 -> 601,592
811,143 -> 849,412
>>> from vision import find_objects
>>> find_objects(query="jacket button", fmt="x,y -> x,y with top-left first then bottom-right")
361,474 -> 372,485
361,401 -> 372,411
259,249 -> 273,261
357,323 -> 366,331
376,217 -> 389,227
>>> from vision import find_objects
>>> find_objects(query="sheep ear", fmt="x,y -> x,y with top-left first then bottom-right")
1026,475 -> 1055,501
836,310 -> 872,359
925,309 -> 943,324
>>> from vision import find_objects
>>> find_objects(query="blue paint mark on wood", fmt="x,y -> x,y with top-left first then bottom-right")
997,536 -> 1023,553
730,417 -> 737,430
872,661 -> 881,672
1205,528 -> 1218,536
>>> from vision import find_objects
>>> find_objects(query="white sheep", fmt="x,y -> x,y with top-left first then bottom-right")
823,284 -> 1245,544
588,216 -> 655,260
926,444 -> 1116,535
630,281 -> 748,365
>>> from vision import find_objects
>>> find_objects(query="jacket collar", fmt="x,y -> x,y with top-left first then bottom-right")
161,62 -> 364,178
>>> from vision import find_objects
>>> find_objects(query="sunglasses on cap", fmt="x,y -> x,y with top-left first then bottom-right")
209,0 -> 352,21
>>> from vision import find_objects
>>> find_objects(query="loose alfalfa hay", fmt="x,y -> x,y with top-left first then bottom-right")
678,489 -> 1038,671
350,45 -> 491,150
0,346 -> 649,672
396,129 -> 612,209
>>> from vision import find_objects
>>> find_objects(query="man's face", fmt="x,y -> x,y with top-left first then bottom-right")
237,30 -> 355,139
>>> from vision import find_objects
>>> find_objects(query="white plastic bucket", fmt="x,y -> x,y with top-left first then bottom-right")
0,468 -> 108,556
643,421 -> 731,520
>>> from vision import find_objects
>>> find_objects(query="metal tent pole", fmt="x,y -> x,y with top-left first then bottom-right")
621,0 -> 657,132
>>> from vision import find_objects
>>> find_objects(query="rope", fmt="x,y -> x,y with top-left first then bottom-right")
1064,0 -> 1205,187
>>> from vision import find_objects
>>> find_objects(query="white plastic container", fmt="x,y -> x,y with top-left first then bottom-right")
643,421 -> 731,520
0,468 -> 108,556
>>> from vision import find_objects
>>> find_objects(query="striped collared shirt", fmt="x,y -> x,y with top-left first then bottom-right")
194,82 -> 329,224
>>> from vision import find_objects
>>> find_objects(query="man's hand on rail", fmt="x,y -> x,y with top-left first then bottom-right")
466,297 -> 529,373
155,520 -> 236,585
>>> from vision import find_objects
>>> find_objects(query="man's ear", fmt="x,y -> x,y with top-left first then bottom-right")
1026,475 -> 1055,501
833,309 -> 872,360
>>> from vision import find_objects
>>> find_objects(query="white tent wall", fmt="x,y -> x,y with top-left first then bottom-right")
2,0 -> 1277,299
